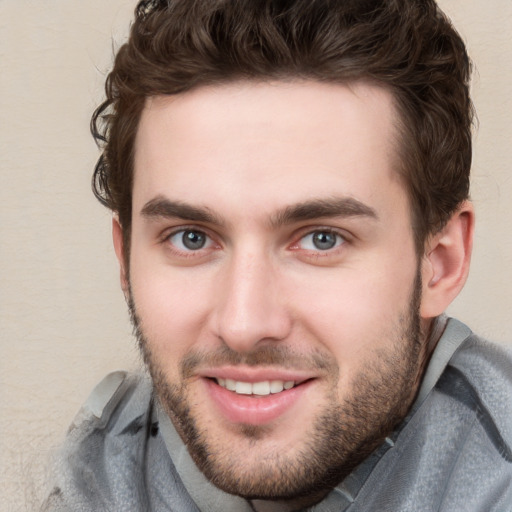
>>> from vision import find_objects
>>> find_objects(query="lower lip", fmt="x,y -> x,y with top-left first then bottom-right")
204,378 -> 313,425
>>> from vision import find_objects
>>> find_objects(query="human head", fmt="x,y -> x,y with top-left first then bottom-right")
95,1 -> 476,503
113,78 -> 472,503
92,0 -> 473,261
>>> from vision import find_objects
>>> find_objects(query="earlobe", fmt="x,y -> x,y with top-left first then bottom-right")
112,215 -> 129,294
420,201 -> 474,319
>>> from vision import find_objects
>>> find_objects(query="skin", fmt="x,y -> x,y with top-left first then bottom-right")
113,80 -> 474,507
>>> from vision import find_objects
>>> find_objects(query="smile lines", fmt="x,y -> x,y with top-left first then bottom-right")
216,378 -> 296,396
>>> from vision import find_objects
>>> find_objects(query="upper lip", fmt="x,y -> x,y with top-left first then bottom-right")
198,366 -> 316,384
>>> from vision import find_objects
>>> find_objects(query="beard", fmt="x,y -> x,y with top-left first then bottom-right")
128,270 -> 425,503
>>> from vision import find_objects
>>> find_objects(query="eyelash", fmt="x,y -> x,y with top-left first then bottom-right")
161,227 -> 218,258
160,226 -> 349,259
289,227 -> 348,257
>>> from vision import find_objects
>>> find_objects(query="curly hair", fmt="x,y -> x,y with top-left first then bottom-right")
92,0 -> 473,257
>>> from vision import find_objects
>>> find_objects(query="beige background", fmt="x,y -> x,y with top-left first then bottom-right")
1,1 -> 511,510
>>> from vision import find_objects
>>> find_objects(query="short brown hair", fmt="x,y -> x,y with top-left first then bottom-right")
92,0 -> 473,256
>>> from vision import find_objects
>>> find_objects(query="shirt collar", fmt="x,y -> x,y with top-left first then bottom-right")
157,403 -> 254,512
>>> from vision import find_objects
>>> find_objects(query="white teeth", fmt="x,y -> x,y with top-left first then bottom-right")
252,381 -> 271,396
216,378 -> 296,395
225,379 -> 236,391
270,380 -> 284,393
235,381 -> 252,395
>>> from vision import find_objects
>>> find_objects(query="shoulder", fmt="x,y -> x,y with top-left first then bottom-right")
42,371 -> 156,511
444,333 -> 512,456
450,330 -> 512,380
80,370 -> 133,421
349,327 -> 512,511
61,370 -> 156,460
67,370 -> 152,433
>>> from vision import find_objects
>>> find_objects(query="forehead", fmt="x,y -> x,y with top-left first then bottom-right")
132,80 -> 405,222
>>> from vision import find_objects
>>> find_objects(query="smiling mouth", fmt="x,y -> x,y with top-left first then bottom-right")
214,378 -> 299,396
206,376 -> 315,424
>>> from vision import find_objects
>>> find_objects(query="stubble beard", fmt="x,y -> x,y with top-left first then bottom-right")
128,271 -> 425,502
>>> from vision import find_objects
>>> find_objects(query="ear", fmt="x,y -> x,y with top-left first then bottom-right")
420,201 -> 474,319
112,215 -> 129,294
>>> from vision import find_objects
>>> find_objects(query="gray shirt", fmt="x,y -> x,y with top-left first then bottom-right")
42,318 -> 512,511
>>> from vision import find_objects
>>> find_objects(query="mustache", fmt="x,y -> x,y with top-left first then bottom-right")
128,290 -> 338,380
180,345 -> 338,380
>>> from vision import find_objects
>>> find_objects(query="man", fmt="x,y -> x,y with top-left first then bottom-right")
43,0 -> 512,510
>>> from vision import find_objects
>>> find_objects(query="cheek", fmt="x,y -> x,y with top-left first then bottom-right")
289,259 -> 417,360
129,261 -> 214,360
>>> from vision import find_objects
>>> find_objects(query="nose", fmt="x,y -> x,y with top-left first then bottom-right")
212,249 -> 292,353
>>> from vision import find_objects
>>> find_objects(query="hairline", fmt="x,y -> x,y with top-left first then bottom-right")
120,77 -> 435,266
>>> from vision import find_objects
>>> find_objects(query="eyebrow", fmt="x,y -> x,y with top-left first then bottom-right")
141,196 -> 225,225
269,197 -> 378,227
140,195 -> 378,227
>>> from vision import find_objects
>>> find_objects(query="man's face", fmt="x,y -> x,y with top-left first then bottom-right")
125,81 -> 428,501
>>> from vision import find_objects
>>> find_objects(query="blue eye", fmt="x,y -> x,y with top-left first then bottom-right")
299,230 -> 344,251
168,229 -> 213,251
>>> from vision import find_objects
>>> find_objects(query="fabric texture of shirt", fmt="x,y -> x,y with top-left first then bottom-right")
42,317 -> 512,511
